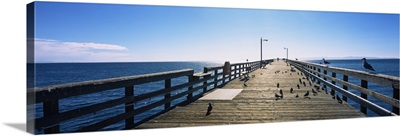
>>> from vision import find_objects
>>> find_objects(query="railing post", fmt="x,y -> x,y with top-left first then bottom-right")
331,72 -> 336,96
360,80 -> 368,114
342,75 -> 348,102
187,75 -> 194,102
43,100 -> 60,134
164,79 -> 171,110
203,68 -> 209,93
214,69 -> 218,88
393,83 -> 399,115
234,65 -> 237,78
125,86 -> 134,129
317,68 -> 321,84
323,70 -> 327,89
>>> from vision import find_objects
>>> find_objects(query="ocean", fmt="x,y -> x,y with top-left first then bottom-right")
30,59 -> 399,133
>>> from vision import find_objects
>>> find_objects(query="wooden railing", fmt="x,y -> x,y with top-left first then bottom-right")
288,59 -> 399,116
27,60 -> 268,134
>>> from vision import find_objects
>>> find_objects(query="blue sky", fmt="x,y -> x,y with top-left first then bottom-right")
33,2 -> 399,62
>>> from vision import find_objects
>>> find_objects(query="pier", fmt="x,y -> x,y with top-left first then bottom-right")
27,59 -> 399,134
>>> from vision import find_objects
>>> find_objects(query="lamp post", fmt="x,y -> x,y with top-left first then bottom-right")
284,47 -> 288,61
260,37 -> 268,68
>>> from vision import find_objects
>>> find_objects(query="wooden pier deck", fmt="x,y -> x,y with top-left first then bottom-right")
136,61 -> 365,128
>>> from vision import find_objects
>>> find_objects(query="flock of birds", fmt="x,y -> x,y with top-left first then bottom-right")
205,58 -> 375,116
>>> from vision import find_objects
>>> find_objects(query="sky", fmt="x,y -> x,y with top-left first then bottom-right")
33,2 -> 400,63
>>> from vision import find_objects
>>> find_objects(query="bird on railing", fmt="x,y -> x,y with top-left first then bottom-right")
336,95 -> 343,104
322,58 -> 330,64
361,58 -> 375,72
206,103 -> 213,116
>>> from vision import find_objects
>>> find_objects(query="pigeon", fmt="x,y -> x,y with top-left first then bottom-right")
312,88 -> 318,96
336,95 -> 343,104
295,93 -> 299,98
361,58 -> 375,72
297,84 -> 300,89
290,87 -> 293,93
304,91 -> 310,98
275,93 -> 282,100
206,103 -> 213,116
277,83 -> 280,88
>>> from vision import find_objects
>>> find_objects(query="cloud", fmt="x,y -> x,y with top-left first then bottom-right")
34,38 -> 134,62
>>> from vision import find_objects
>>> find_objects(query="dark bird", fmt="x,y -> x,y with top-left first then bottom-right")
297,84 -> 300,89
303,81 -> 306,86
312,88 -> 318,96
304,91 -> 310,98
322,58 -> 330,64
275,93 -> 282,100
206,103 -> 213,116
279,89 -> 284,98
295,93 -> 299,98
299,78 -> 302,83
290,87 -> 293,93
277,83 -> 280,88
361,58 -> 375,72
295,58 -> 298,60
336,95 -> 343,104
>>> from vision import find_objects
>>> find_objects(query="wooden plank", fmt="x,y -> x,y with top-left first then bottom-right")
124,86 -> 134,129
29,69 -> 194,104
43,100 -> 59,134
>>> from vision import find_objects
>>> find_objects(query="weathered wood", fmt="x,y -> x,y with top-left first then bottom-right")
164,79 -> 171,110
137,60 -> 367,129
29,69 -> 194,104
302,65 -> 399,109
360,80 -> 368,114
43,100 -> 59,134
393,84 -> 399,115
124,86 -> 134,129
289,60 -> 400,88
342,75 -> 348,102
292,63 -> 396,116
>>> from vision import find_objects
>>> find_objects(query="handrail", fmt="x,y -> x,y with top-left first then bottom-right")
28,60 -> 268,134
288,59 -> 400,116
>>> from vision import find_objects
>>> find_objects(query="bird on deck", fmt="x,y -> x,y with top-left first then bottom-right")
275,93 -> 282,100
304,91 -> 310,98
295,93 -> 299,98
279,89 -> 284,98
290,87 -> 293,93
206,103 -> 213,116
312,88 -> 318,96
297,84 -> 300,89
361,58 -> 375,72
303,81 -> 306,86
277,83 -> 280,88
336,95 -> 343,104
322,58 -> 331,64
